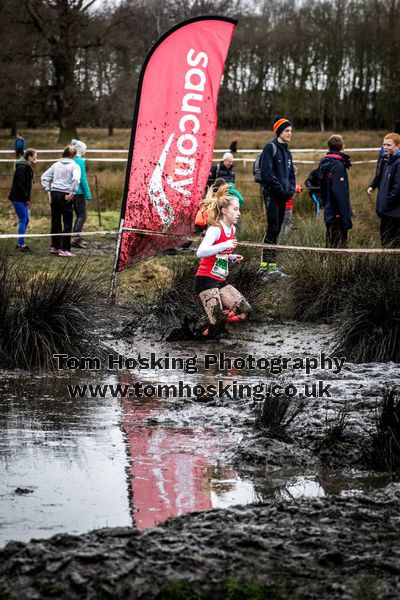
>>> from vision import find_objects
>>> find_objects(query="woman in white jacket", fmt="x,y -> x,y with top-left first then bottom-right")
41,146 -> 81,257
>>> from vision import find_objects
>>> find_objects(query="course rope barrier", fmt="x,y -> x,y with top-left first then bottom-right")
0,147 -> 382,154
0,230 -> 118,239
1,227 -> 399,254
0,147 -> 382,166
122,228 -> 400,254
0,157 -> 380,165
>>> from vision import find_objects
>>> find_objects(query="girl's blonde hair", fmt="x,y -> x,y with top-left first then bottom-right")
202,183 -> 237,226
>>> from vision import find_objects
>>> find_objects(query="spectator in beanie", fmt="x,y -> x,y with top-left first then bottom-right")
258,116 -> 296,276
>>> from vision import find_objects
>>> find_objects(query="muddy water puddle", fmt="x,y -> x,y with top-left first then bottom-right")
0,373 -> 260,545
0,320 -> 397,547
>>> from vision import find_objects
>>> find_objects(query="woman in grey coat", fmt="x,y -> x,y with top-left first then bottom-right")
41,146 -> 81,256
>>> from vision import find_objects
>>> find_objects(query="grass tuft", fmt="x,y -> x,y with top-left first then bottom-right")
0,255 -> 104,370
332,256 -> 400,362
314,406 -> 352,467
255,396 -> 306,441
287,251 -> 400,363
286,252 -> 358,321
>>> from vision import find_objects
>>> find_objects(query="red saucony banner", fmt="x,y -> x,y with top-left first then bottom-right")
116,16 -> 237,271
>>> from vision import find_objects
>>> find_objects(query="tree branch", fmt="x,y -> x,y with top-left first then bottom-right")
25,0 -> 56,45
82,0 -> 98,12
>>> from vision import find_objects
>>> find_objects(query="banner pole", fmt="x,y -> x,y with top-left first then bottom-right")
109,218 -> 125,305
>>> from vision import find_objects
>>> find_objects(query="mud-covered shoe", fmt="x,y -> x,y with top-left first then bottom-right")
223,310 -> 241,323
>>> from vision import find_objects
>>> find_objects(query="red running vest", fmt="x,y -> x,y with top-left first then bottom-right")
196,223 -> 235,281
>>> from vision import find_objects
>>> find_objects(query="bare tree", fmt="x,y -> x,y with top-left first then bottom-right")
25,0 -> 98,142
0,0 -> 397,133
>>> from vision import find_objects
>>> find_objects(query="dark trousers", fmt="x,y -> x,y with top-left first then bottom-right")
380,216 -> 400,248
325,222 -> 349,248
50,191 -> 73,251
73,194 -> 87,233
262,190 -> 286,263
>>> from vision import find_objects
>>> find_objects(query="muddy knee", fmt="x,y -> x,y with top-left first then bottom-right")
236,298 -> 251,318
211,301 -> 224,323
201,294 -> 223,324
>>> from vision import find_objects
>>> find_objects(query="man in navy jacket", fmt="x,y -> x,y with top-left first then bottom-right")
259,116 -> 296,274
370,133 -> 400,248
318,135 -> 352,248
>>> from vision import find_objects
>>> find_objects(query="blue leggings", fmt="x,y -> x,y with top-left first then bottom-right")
12,202 -> 30,246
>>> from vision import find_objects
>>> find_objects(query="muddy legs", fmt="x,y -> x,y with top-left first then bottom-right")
199,285 -> 251,324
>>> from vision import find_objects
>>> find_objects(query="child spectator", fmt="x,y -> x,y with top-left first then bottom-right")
8,148 -> 37,251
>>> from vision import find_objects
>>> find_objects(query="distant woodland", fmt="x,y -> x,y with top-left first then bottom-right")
2,0 -> 400,140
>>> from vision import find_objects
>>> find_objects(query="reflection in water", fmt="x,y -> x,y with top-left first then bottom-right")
211,478 -> 262,509
122,396 -> 239,528
273,475 -> 325,500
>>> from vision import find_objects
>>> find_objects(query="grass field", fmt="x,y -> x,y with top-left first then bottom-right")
0,128 -> 385,304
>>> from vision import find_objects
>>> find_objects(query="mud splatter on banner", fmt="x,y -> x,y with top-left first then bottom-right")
116,16 -> 237,271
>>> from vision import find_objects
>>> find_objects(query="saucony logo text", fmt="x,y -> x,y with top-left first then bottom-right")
148,49 -> 209,230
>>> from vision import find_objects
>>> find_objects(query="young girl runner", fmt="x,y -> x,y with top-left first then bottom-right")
195,183 -> 250,331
